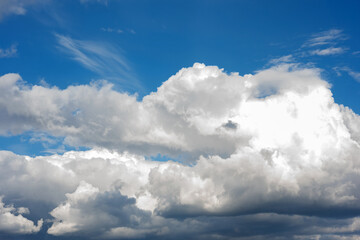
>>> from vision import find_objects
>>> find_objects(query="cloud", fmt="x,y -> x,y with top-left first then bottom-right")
303,29 -> 346,47
0,44 -> 17,58
48,181 -> 153,236
101,27 -> 123,33
0,63 -> 337,159
310,47 -> 346,56
268,54 -> 295,65
0,196 -> 43,234
55,34 -> 139,89
0,144 -> 360,238
333,66 -> 360,83
0,0 -> 47,21
0,63 -> 360,238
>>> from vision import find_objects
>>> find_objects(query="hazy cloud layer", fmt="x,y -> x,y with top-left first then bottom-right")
0,0 -> 48,21
0,44 -> 17,58
0,63 -> 360,239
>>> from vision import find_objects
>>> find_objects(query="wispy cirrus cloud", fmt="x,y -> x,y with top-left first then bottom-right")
334,66 -> 360,83
0,44 -> 17,58
55,34 -> 140,89
301,29 -> 349,57
310,46 -> 346,56
303,29 -> 347,47
101,27 -> 123,34
268,54 -> 295,65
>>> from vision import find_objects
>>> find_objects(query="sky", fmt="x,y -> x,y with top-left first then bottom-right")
0,0 -> 360,239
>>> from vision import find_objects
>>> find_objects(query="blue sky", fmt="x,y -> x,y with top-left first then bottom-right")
1,0 -> 359,96
1,1 -> 360,239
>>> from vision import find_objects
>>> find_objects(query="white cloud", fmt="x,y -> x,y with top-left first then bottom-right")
0,0 -> 47,21
0,44 -> 17,58
345,69 -> 360,83
268,54 -> 294,65
55,34 -> 139,89
303,29 -> 346,47
0,63 -> 360,238
47,181 -> 153,236
310,47 -> 346,56
333,66 -> 360,83
0,196 -> 43,234
0,63 -> 359,160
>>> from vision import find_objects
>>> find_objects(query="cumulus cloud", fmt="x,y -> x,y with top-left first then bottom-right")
0,63 -> 342,159
0,197 -> 42,234
48,181 -> 153,236
0,146 -> 360,239
0,63 -> 360,239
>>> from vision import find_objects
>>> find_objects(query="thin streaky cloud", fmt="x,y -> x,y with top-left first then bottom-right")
55,34 -> 141,90
343,68 -> 360,83
334,66 -> 360,83
101,27 -> 123,33
268,54 -> 294,65
303,29 -> 346,47
310,47 -> 346,56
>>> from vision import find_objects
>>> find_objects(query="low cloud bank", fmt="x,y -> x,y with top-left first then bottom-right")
0,63 -> 359,239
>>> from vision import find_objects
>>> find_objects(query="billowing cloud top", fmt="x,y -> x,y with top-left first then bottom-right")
0,63 -> 360,239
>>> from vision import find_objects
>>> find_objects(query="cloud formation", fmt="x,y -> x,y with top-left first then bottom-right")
55,34 -> 139,89
0,63 -> 360,239
310,47 -> 346,56
334,67 -> 360,83
303,29 -> 346,47
0,44 -> 17,58
0,197 -> 42,234
101,27 -> 123,33
0,0 -> 48,21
